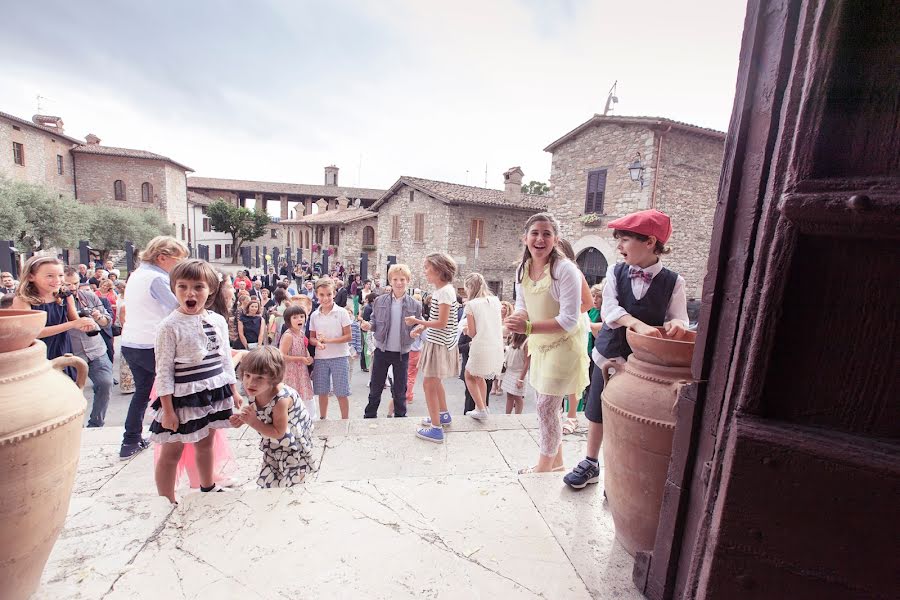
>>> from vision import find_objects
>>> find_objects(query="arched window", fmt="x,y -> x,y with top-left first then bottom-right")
114,180 -> 125,201
362,225 -> 375,246
141,182 -> 153,203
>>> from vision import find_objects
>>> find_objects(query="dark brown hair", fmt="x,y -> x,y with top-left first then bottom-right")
517,213 -> 564,283
283,304 -> 307,328
240,345 -> 285,383
612,229 -> 670,255
169,259 -> 220,308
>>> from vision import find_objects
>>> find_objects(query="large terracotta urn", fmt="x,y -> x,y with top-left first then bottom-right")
601,328 -> 695,556
0,310 -> 88,600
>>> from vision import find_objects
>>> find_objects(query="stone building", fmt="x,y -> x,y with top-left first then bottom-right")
279,196 -> 377,272
0,112 -> 79,197
1,110 -> 193,246
544,115 -> 725,298
369,168 -> 546,299
186,167 -> 385,257
72,137 -> 192,244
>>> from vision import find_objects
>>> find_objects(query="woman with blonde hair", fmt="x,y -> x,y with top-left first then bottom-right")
461,272 -> 504,420
119,235 -> 188,460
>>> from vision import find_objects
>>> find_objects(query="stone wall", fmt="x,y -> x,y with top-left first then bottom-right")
73,153 -> 187,244
375,183 -> 539,299
164,163 -> 189,244
336,218 -> 377,272
0,116 -> 76,197
653,129 -> 725,297
547,121 -> 724,298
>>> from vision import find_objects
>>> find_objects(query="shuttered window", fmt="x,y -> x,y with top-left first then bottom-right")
141,182 -> 153,203
114,180 -> 126,201
391,215 -> 400,241
12,142 -> 24,165
584,169 -> 607,214
469,219 -> 486,247
414,213 -> 425,242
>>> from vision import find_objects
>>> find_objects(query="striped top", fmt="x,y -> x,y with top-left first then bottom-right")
154,310 -> 237,397
425,283 -> 459,348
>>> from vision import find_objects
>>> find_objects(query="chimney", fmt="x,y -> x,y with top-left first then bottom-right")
32,115 -> 64,134
503,166 -> 524,195
325,165 -> 339,186
85,133 -> 101,145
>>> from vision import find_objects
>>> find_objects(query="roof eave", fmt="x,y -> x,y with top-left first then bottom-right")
543,114 -> 726,153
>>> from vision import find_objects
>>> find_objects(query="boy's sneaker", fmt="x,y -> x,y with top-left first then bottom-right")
416,426 -> 444,444
467,408 -> 489,421
563,459 -> 601,489
119,437 -> 151,461
421,412 -> 452,427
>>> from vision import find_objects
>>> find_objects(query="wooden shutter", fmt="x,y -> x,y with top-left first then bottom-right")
391,215 -> 400,241
469,219 -> 485,247
584,169 -> 607,214
414,213 -> 425,242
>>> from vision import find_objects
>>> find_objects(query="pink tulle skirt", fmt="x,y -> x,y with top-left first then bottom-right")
150,381 -> 235,488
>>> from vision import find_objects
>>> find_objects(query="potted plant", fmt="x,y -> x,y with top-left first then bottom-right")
361,244 -> 377,252
580,213 -> 603,226
311,243 -> 320,253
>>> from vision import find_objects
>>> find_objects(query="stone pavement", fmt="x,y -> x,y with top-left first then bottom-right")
37,415 -> 641,599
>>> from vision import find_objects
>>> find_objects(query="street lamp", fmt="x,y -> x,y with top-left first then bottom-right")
628,153 -> 645,189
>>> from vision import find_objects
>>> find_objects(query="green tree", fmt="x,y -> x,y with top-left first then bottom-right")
82,205 -> 172,261
521,180 -> 549,195
207,199 -> 270,264
0,177 -> 86,251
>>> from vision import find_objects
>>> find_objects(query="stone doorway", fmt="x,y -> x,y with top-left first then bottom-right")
576,247 -> 608,286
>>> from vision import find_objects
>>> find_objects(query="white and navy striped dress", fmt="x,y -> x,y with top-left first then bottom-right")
149,310 -> 237,444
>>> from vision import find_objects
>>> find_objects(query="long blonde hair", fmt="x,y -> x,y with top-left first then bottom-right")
463,272 -> 491,300
517,213 -> 564,283
16,256 -> 64,306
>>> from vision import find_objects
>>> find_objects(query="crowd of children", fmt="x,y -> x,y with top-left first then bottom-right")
8,206 -> 686,502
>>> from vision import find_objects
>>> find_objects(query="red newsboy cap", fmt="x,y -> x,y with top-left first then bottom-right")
607,209 -> 672,244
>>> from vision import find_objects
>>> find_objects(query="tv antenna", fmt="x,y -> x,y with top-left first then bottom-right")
603,81 -> 618,116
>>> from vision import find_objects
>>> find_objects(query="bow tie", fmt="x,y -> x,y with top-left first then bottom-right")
629,267 -> 653,283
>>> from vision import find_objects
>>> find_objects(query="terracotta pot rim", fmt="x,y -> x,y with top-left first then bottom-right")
628,327 -> 695,346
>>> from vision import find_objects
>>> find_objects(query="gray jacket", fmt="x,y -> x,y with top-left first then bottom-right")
367,293 -> 422,354
69,288 -> 110,362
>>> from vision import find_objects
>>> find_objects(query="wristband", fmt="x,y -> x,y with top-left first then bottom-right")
525,320 -> 532,336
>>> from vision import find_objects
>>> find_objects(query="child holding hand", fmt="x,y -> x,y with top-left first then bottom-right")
230,346 -> 315,488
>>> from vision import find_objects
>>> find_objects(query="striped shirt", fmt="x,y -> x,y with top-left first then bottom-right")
154,310 -> 236,398
174,322 -> 224,384
425,283 -> 459,348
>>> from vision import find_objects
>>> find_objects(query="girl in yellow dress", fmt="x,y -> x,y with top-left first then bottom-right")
505,213 -> 589,473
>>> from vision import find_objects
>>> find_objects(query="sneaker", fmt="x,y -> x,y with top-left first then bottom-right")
119,440 -> 148,461
563,459 -> 601,490
416,426 -> 444,443
421,412 -> 452,427
467,408 -> 489,421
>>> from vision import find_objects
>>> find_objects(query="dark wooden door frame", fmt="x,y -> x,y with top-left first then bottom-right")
634,0 -> 899,597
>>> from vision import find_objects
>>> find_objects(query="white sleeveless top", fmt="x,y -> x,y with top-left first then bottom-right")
465,295 -> 504,377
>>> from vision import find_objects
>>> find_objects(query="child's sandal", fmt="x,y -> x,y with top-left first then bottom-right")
562,418 -> 578,435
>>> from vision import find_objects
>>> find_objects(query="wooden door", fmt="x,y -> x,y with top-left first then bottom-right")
638,1 -> 900,598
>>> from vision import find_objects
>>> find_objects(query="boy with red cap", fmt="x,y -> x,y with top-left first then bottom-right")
563,209 -> 688,490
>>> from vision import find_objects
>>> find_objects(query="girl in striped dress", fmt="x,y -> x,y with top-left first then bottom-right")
149,260 -> 242,504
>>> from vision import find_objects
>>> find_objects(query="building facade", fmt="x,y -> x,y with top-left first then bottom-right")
544,115 -> 725,298
1,110 -> 192,246
369,169 -> 546,299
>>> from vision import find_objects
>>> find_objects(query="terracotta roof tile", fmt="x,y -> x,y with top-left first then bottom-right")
371,176 -> 547,211
187,191 -> 214,206
543,114 -> 726,153
0,110 -> 84,145
187,177 -> 385,201
281,206 -> 376,225
72,144 -> 193,171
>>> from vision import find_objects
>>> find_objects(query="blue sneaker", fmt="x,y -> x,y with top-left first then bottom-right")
421,412 -> 452,427
416,426 -> 445,443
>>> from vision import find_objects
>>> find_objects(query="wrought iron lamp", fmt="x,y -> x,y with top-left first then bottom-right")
628,153 -> 645,189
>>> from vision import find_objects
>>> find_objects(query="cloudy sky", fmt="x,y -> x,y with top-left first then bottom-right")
2,0 -> 745,192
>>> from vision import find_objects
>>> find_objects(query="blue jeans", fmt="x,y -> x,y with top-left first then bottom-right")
86,354 -> 113,427
364,349 -> 409,418
121,346 -> 156,446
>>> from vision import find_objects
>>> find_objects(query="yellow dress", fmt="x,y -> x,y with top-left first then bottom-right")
522,261 -> 590,398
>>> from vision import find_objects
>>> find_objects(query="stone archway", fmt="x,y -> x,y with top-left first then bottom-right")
572,234 -> 615,285
576,247 -> 608,286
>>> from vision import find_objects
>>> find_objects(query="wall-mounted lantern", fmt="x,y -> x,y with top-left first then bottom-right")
628,153 -> 645,189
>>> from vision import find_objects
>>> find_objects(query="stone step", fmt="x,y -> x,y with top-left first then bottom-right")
36,414 -> 638,600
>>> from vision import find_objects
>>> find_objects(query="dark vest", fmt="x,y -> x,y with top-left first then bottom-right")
594,262 -> 677,359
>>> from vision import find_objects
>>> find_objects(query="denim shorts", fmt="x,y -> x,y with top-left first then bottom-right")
311,356 -> 351,397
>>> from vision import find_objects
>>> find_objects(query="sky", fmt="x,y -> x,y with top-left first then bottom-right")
2,0 -> 746,196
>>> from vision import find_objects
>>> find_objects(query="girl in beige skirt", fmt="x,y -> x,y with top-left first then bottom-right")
405,253 -> 460,444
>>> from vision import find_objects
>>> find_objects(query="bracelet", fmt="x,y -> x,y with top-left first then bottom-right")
525,320 -> 532,336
